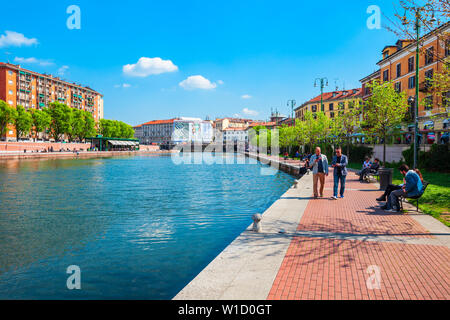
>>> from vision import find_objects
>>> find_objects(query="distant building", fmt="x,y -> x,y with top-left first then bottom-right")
0,62 -> 103,141
214,118 -> 252,131
295,88 -> 363,121
134,117 -> 213,145
222,127 -> 248,143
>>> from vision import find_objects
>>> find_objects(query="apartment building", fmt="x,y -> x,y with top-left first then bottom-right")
0,62 -> 104,140
360,22 -> 450,130
295,88 -> 363,121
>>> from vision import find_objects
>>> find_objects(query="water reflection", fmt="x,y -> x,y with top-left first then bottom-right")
0,155 -> 294,299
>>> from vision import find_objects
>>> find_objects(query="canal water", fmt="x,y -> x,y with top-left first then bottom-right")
0,154 -> 294,299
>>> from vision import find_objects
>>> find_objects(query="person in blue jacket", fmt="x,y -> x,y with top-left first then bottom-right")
331,147 -> 348,200
384,164 -> 423,212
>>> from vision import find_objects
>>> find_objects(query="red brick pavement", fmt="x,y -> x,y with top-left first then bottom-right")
268,174 -> 450,300
298,175 -> 433,237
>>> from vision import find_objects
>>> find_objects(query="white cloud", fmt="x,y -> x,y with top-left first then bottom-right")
0,31 -> 38,48
57,65 -> 69,76
241,94 -> 252,99
14,57 -> 54,66
123,57 -> 178,77
114,83 -> 131,88
179,75 -> 217,90
217,80 -> 224,85
242,108 -> 259,116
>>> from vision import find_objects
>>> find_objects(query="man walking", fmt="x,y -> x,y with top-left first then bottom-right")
309,147 -> 328,198
331,147 -> 348,200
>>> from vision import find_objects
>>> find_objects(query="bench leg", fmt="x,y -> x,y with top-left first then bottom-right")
417,199 -> 419,212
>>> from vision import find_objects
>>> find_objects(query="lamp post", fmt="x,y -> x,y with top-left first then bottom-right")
314,78 -> 328,113
287,99 -> 296,125
402,4 -> 436,169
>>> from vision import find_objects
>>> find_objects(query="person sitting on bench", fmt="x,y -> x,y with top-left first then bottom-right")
382,165 -> 423,212
377,169 -> 424,202
358,158 -> 380,182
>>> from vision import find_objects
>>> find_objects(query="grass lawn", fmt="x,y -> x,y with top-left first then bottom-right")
349,162 -> 450,227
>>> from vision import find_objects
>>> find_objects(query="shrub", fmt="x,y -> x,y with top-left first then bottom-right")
402,144 -> 450,172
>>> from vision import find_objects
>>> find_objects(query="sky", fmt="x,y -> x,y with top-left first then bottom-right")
0,0 -> 403,126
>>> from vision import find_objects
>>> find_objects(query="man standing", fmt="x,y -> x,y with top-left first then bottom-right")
331,147 -> 348,200
384,164 -> 423,212
309,147 -> 329,198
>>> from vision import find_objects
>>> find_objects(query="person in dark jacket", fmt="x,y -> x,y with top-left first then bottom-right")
331,147 -> 348,199
358,158 -> 380,182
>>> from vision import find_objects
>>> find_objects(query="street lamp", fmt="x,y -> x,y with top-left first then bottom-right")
402,4 -> 436,169
287,99 -> 296,124
314,78 -> 329,113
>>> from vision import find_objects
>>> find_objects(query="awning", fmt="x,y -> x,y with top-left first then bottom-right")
108,140 -> 139,146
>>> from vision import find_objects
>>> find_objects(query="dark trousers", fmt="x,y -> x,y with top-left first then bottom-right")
333,174 -> 346,197
387,189 -> 406,211
382,184 -> 402,199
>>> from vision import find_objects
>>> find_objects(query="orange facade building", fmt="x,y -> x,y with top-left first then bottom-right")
0,62 -> 104,141
360,22 -> 450,130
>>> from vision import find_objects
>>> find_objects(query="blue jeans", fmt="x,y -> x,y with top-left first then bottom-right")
334,174 -> 346,197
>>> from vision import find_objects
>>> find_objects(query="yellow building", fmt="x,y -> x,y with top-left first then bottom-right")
295,88 -> 363,121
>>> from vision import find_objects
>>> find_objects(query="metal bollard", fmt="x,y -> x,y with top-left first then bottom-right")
252,214 -> 262,233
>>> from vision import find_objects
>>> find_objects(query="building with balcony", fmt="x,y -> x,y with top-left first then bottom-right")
0,62 -> 103,141
360,21 -> 450,131
294,88 -> 363,121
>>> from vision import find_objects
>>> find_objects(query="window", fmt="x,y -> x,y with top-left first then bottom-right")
383,70 -> 389,82
8,71 -> 13,75
8,100 -> 13,105
348,101 -> 355,109
395,82 -> 402,92
338,102 -> 345,110
8,90 -> 13,95
312,105 -> 317,112
321,104 -> 324,112
424,96 -> 433,110
446,40 -> 450,57
408,56 -> 414,72
425,47 -> 434,65
408,76 -> 415,89
329,103 -> 334,111
330,112 -> 335,118
396,63 -> 402,78
8,80 -> 13,85
425,69 -> 434,88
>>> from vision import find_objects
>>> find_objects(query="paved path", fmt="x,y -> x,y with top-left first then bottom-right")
268,174 -> 450,300
175,158 -> 449,300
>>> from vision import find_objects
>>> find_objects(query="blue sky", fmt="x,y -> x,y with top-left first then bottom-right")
0,0 -> 402,126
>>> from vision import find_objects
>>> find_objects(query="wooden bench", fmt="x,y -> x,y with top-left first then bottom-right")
399,181 -> 430,212
364,171 -> 379,183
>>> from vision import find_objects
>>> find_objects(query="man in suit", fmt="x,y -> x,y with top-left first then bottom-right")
309,147 -> 329,198
331,147 -> 348,200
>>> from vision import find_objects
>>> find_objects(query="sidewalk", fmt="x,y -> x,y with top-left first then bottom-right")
268,174 -> 450,300
175,162 -> 449,300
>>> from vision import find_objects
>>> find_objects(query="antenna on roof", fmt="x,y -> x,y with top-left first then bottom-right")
334,78 -> 339,91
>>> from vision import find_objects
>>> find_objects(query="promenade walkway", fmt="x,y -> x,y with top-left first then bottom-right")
175,154 -> 450,300
268,175 -> 450,300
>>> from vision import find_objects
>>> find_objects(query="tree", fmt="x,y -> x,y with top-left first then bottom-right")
69,109 -> 86,142
48,102 -> 72,141
303,111 -> 330,150
83,111 -> 96,140
329,101 -> 362,159
0,100 -> 17,138
362,80 -> 408,166
31,108 -> 51,140
98,118 -> 134,139
13,105 -> 33,140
